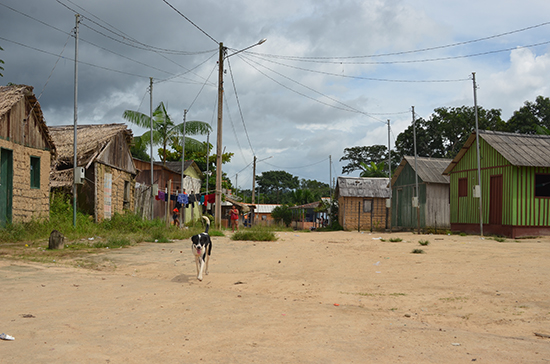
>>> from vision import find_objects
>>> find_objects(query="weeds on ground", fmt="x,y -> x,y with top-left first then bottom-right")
231,226 -> 278,241
411,248 -> 425,254
418,240 -> 430,246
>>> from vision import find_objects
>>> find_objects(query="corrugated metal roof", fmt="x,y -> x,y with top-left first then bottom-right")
255,204 -> 280,213
391,156 -> 451,186
481,131 -> 550,167
444,130 -> 550,175
335,177 -> 391,198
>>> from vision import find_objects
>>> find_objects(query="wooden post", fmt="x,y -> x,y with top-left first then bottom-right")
358,200 -> 361,232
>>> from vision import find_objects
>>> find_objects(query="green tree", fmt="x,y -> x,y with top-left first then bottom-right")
256,170 -> 299,204
506,96 -> 550,134
122,102 -> 211,165
340,145 -> 396,175
359,161 -> 388,177
287,189 -> 317,205
271,204 -> 293,227
299,178 -> 330,198
395,106 -> 505,160
130,136 -> 150,161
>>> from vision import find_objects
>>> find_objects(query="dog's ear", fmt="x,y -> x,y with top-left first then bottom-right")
191,235 -> 198,244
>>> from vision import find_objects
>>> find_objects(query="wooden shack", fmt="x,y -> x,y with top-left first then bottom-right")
0,85 -> 56,226
335,177 -> 391,231
391,156 -> 451,231
443,130 -> 550,238
49,124 -> 137,222
133,159 -> 203,223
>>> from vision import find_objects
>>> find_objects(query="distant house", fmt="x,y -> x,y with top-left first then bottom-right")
49,124 -> 137,222
443,130 -> 550,238
0,85 -> 56,226
133,159 -> 203,223
391,156 -> 452,231
334,177 -> 391,231
253,204 -> 280,226
290,200 -> 327,230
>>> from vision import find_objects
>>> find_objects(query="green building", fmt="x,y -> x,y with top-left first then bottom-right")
391,156 -> 451,231
443,130 -> 550,238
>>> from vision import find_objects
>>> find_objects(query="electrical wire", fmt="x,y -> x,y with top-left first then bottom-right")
160,0 -> 219,45
186,62 -> 218,112
227,57 -> 255,156
247,20 -> 550,62
244,52 -> 471,83
238,54 -> 386,122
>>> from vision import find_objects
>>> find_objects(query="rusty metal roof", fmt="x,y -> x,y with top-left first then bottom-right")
391,156 -> 451,186
444,130 -> 550,174
335,177 -> 391,198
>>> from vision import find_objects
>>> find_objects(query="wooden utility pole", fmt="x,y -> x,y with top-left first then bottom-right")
412,106 -> 420,234
252,155 -> 257,204
73,14 -> 79,228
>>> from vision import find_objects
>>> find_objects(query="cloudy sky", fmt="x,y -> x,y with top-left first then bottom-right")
1,0 -> 549,191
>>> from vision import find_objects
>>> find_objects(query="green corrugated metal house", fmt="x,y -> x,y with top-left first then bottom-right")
443,130 -> 550,238
391,156 -> 452,231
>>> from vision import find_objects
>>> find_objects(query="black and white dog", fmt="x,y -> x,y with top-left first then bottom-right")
191,216 -> 212,281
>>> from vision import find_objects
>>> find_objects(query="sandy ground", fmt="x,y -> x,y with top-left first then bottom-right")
1,230 -> 550,363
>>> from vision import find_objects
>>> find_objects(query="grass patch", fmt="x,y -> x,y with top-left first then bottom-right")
411,248 -> 425,254
493,237 -> 506,242
0,193 -> 219,265
389,237 -> 403,242
231,226 -> 278,241
418,240 -> 430,246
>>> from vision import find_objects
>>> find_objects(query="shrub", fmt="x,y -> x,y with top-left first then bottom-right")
411,249 -> 425,254
418,240 -> 430,246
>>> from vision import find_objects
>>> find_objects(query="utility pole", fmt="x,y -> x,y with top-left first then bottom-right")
180,109 -> 187,227
329,155 -> 332,196
149,77 -> 154,220
412,106 -> 420,234
473,72 -> 484,236
206,131 -> 210,195
215,42 -> 225,229
252,155 -> 257,204
387,119 -> 392,233
73,14 -> 80,228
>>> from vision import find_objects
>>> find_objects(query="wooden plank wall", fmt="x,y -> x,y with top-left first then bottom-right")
0,98 -> 51,151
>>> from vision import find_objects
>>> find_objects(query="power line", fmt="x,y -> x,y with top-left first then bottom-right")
239,54 -> 386,122
160,0 -> 218,45
227,57 -> 255,156
247,20 -> 550,62
244,52 -> 471,83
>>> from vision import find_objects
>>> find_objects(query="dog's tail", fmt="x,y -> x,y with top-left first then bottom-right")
202,216 -> 210,234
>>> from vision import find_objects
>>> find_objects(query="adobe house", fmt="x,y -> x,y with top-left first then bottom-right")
443,130 -> 550,238
133,159 -> 203,223
391,156 -> 452,231
49,124 -> 137,222
0,85 -> 56,226
334,177 -> 391,231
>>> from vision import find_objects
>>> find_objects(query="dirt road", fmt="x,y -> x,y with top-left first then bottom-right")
1,231 -> 550,363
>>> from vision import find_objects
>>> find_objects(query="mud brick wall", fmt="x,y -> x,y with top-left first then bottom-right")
94,163 -> 135,222
0,139 -> 51,223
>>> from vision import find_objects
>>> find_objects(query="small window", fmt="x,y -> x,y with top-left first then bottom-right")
363,199 -> 372,213
30,156 -> 40,189
458,178 -> 467,197
535,174 -> 550,197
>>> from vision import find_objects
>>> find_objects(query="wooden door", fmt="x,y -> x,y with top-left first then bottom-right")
0,148 -> 13,226
489,175 -> 503,225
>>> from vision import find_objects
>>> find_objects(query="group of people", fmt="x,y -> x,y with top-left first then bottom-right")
172,204 -> 243,233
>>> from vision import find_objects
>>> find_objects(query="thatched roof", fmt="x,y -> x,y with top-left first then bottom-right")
49,123 -> 132,167
0,84 -> 56,156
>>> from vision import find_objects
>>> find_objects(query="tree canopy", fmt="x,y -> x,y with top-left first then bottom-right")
340,145 -> 396,175
395,105 -> 506,160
